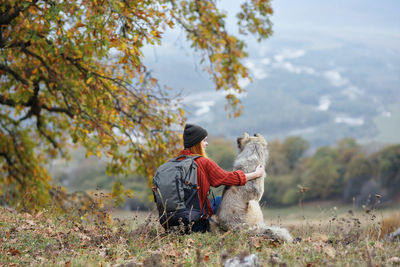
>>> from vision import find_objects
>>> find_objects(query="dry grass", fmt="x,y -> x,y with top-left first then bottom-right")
1,204 -> 399,266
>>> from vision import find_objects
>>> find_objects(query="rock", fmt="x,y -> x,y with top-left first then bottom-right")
224,253 -> 260,267
385,227 -> 400,241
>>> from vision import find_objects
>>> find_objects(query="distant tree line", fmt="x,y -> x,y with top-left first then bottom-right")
49,137 -> 399,210
207,136 -> 400,207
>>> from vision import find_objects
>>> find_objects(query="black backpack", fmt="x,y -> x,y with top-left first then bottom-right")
152,155 -> 208,230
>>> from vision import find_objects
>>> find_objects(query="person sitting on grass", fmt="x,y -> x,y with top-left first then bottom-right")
176,123 -> 264,232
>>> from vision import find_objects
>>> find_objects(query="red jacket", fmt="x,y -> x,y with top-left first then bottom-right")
178,149 -> 247,216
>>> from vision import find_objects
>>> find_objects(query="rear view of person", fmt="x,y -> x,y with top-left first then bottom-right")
153,124 -> 264,233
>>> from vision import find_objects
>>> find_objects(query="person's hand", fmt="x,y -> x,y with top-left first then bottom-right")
255,164 -> 265,178
244,164 -> 265,181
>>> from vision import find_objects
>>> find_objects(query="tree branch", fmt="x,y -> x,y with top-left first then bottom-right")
21,48 -> 56,76
0,152 -> 23,185
42,105 -> 74,118
0,94 -> 17,107
0,64 -> 29,85
0,6 -> 23,26
36,115 -> 59,150
0,1 -> 39,26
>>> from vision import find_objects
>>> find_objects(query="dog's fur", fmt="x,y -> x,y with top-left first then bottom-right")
212,133 -> 293,243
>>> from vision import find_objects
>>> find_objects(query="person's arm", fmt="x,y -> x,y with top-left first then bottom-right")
202,158 -> 264,186
201,158 -> 247,186
244,164 -> 265,181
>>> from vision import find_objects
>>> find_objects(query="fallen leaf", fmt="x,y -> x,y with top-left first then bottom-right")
250,237 -> 261,248
34,211 -> 43,219
204,255 -> 210,262
312,233 -> 329,242
312,241 -> 324,253
78,232 -> 91,241
26,220 -> 35,226
165,249 -> 178,257
324,246 -> 336,258
22,212 -> 32,219
8,247 -> 21,256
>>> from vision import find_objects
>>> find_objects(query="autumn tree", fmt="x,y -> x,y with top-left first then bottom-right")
282,136 -> 308,170
300,147 -> 341,200
342,153 -> 371,202
267,136 -> 308,175
264,137 -> 307,206
267,139 -> 290,175
0,0 -> 273,209
373,144 -> 400,196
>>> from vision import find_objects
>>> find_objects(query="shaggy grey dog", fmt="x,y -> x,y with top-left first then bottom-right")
214,133 -> 293,243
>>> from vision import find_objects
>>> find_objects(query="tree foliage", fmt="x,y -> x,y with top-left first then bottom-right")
301,154 -> 340,200
264,137 -> 400,206
282,136 -> 308,171
341,153 -> 371,202
267,137 -> 308,175
0,0 -> 273,209
373,144 -> 400,193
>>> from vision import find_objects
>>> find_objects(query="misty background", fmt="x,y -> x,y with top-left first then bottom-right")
142,0 -> 400,147
51,0 -> 400,209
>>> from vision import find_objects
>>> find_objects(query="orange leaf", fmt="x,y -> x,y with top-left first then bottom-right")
8,247 -> 21,256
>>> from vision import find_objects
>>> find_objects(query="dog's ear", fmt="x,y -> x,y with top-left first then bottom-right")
253,133 -> 267,147
237,132 -> 250,150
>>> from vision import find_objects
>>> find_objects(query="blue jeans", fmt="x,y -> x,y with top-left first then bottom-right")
210,195 -> 222,214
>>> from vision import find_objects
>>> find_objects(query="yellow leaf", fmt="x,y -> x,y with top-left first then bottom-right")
86,76 -> 94,84
96,150 -> 101,157
76,21 -> 85,28
139,73 -> 144,83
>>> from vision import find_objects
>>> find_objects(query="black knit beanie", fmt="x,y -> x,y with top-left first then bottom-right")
183,124 -> 208,148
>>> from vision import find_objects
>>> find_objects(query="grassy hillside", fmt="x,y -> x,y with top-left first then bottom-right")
1,206 -> 399,266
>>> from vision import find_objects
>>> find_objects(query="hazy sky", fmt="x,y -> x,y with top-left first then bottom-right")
140,1 -> 400,142
270,0 -> 400,31
218,0 -> 400,51
143,0 -> 400,62
143,0 -> 399,93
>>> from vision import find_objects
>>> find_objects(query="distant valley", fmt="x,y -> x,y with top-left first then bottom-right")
144,31 -> 400,148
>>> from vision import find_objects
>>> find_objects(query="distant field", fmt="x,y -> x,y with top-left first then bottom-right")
264,201 -> 398,221
113,201 -> 400,231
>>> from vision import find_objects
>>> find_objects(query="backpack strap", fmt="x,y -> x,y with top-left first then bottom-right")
171,155 -> 202,162
201,189 -> 214,218
171,154 -> 209,217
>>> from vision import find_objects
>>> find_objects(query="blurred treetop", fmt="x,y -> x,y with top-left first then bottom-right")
0,0 -> 273,209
